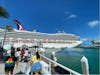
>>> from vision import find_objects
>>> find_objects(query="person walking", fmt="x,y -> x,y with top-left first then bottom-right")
0,46 -> 3,61
20,48 -> 25,61
4,48 -> 18,75
15,47 -> 21,61
24,48 -> 29,61
11,47 -> 15,57
30,51 -> 42,75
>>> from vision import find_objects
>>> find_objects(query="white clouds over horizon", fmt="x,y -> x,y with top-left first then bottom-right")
88,20 -> 100,28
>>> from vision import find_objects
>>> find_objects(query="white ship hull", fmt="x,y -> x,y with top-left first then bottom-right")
42,41 -> 82,48
8,40 -> 82,48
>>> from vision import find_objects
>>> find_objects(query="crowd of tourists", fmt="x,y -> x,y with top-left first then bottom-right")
0,46 -> 42,75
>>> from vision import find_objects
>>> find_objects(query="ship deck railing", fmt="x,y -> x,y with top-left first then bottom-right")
40,54 -> 82,75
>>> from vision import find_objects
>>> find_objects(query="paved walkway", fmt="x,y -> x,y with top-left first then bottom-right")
0,62 -> 30,75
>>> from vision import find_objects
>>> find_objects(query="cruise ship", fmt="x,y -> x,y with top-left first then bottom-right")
0,20 -> 82,48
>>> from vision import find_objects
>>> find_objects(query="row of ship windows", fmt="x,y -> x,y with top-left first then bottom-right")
4,40 -> 76,44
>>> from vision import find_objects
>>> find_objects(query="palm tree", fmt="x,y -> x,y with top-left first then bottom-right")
5,25 -> 13,32
0,6 -> 9,18
0,6 -> 9,46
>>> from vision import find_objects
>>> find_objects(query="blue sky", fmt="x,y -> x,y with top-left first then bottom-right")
0,0 -> 99,41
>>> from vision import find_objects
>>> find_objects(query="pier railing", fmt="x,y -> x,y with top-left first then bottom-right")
40,54 -> 82,75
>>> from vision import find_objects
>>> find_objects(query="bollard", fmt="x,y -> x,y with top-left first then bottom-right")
81,56 -> 89,75
40,48 -> 45,56
51,51 -> 57,67
52,51 -> 57,61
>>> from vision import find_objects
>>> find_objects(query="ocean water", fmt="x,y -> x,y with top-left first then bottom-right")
45,47 -> 99,74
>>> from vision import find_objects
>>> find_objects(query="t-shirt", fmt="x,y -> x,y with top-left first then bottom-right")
4,56 -> 17,67
15,51 -> 20,57
20,50 -> 25,58
24,50 -> 28,57
31,55 -> 40,63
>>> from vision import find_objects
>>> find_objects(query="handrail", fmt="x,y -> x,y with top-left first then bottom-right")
40,54 -> 81,75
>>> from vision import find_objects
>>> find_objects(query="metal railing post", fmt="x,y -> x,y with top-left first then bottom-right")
51,51 -> 56,61
51,51 -> 57,67
49,61 -> 51,74
81,56 -> 89,75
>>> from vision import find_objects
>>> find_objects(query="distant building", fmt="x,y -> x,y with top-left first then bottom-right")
92,40 -> 100,47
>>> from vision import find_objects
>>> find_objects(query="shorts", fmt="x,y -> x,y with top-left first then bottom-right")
5,66 -> 14,73
30,62 -> 42,72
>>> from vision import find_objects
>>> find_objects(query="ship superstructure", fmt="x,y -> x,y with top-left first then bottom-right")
0,28 -> 82,48
0,20 -> 82,48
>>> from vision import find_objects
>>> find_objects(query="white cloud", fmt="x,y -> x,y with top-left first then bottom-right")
88,20 -> 100,28
64,11 -> 77,19
64,11 -> 77,20
64,14 -> 77,20
68,14 -> 77,19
